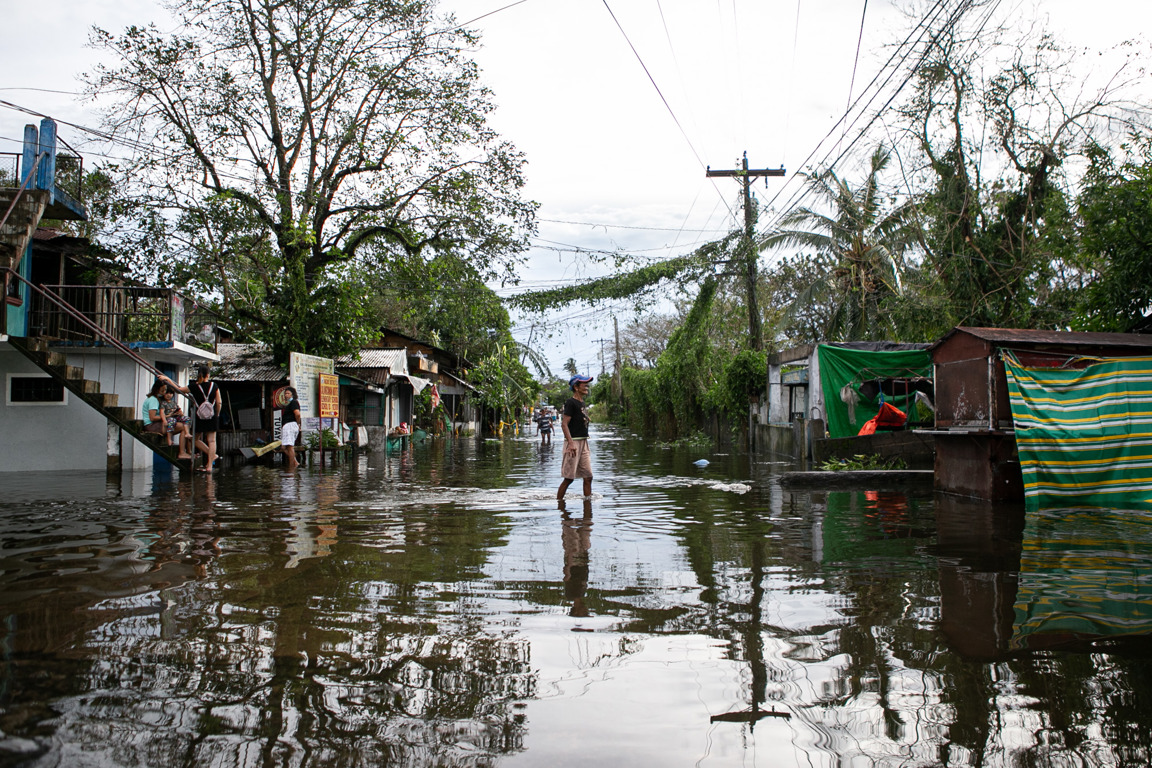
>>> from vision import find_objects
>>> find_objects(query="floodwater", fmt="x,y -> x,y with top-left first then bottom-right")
2,426 -> 1152,768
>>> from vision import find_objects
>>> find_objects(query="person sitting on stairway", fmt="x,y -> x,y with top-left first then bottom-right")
142,380 -> 169,437
160,388 -> 194,460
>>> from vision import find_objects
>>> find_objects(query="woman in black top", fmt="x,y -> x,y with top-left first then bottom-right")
280,387 -> 302,470
162,365 -> 221,471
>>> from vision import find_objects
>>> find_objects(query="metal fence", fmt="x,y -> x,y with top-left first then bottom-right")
0,152 -> 82,201
28,285 -> 218,353
0,153 -> 17,186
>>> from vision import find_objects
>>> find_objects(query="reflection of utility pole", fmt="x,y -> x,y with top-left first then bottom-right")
706,152 -> 785,352
710,540 -> 791,728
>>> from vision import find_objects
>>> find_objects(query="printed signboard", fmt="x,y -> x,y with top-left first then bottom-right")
288,352 -> 335,418
319,373 -> 340,419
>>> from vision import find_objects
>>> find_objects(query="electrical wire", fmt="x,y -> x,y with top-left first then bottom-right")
599,0 -> 735,222
538,217 -> 728,233
842,0 -> 871,148
755,0 -> 973,248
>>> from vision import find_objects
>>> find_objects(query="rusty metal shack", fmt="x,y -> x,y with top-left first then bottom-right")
925,326 -> 1152,501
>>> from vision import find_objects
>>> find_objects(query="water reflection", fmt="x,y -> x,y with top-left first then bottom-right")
558,499 -> 592,619
0,430 -> 1151,767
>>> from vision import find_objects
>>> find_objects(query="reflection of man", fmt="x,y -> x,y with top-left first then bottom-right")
560,499 -> 593,617
557,374 -> 594,500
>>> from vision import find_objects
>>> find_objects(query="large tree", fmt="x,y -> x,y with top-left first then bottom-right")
1075,138 -> 1152,332
89,0 -> 535,362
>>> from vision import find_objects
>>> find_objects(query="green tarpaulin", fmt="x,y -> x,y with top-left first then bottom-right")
817,345 -> 933,438
1004,351 -> 1152,510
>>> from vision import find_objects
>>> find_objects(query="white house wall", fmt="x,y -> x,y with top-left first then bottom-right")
1,345 -> 113,472
1,344 -> 201,473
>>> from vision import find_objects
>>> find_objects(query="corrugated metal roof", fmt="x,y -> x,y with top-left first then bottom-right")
930,326 -> 1152,352
335,348 -> 408,374
215,343 -> 284,382
215,344 -> 424,382
441,369 -> 478,392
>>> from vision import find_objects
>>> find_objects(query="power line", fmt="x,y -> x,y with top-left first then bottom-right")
538,217 -> 728,234
599,0 -> 735,221
842,0 -> 871,147
754,0 -> 971,246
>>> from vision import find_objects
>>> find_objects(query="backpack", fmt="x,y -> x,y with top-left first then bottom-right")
196,382 -> 216,420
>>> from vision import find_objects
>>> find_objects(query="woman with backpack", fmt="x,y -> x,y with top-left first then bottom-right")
160,365 -> 221,472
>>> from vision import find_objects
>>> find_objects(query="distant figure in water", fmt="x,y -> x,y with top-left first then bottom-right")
557,374 -> 594,499
536,407 -> 553,445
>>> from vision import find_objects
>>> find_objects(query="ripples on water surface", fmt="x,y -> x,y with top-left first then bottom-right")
2,426 -> 1151,767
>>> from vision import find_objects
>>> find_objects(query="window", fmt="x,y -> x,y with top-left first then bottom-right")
7,374 -> 67,405
4,273 -> 20,305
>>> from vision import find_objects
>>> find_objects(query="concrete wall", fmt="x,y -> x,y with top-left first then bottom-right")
0,345 -> 114,472
0,344 -> 200,473
758,422 -> 797,460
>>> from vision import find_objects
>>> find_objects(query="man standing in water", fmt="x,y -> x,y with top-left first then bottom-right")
557,374 -> 594,499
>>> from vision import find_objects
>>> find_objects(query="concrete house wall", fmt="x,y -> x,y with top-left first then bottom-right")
1,342 -> 206,473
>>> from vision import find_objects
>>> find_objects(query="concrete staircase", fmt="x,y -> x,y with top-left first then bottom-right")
6,335 -> 195,472
0,188 -> 49,271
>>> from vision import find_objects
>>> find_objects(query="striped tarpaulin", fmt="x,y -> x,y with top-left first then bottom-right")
1003,351 -> 1152,510
1012,507 -> 1152,649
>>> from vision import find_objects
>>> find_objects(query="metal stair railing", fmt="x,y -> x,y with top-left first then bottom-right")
4,268 -> 196,471
3,267 -> 163,379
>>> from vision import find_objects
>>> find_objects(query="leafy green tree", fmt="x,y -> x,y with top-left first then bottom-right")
364,250 -> 522,365
538,378 -> 571,410
704,349 -> 767,427
88,0 -> 535,362
895,11 -> 1138,333
759,253 -> 839,346
616,278 -> 721,439
761,146 -> 919,341
1075,138 -> 1152,332
469,343 -> 536,430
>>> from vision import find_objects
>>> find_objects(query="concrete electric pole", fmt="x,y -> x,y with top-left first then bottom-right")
706,152 -> 785,351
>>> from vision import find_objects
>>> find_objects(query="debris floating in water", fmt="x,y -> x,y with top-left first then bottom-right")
693,459 -> 710,467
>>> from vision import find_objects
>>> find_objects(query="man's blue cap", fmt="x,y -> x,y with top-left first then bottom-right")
568,374 -> 594,390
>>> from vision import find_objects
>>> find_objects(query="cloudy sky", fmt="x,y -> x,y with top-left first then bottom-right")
1,0 -> 1145,375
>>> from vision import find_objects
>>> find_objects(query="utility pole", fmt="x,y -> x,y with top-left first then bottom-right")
613,316 -> 621,373
595,338 -> 609,376
706,152 -> 785,351
612,315 -> 622,415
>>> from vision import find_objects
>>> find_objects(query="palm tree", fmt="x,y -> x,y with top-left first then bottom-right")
761,146 -> 919,341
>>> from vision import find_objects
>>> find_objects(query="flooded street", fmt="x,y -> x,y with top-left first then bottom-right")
2,425 -> 1152,767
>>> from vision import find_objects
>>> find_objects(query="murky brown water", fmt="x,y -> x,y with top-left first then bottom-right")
2,426 -> 1151,767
